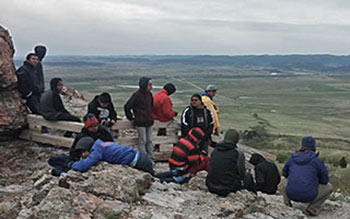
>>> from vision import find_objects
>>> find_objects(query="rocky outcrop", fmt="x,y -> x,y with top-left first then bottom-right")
0,25 -> 27,140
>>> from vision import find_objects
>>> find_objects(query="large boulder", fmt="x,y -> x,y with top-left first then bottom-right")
0,25 -> 27,140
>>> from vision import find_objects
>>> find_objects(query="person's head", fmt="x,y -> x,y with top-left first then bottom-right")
163,83 -> 176,96
26,53 -> 39,67
34,45 -> 47,61
98,93 -> 111,108
75,137 -> 95,158
139,77 -> 152,93
50,78 -> 63,93
190,94 -> 202,109
249,153 -> 265,166
83,113 -> 99,133
300,136 -> 316,152
224,129 -> 240,144
205,84 -> 217,97
187,127 -> 205,143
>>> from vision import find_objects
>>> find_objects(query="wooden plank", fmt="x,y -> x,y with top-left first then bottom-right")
19,130 -> 73,148
110,120 -> 180,130
27,114 -> 83,133
154,151 -> 172,161
116,135 -> 178,147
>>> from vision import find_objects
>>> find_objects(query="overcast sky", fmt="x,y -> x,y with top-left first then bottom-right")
1,0 -> 350,56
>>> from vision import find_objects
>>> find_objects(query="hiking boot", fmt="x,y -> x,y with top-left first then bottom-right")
305,207 -> 318,217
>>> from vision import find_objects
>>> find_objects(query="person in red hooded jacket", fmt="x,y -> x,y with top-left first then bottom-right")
152,83 -> 177,122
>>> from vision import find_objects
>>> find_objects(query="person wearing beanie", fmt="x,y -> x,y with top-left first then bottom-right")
280,136 -> 333,216
48,113 -> 113,176
249,153 -> 280,194
152,83 -> 177,122
124,77 -> 154,161
88,92 -> 117,127
206,129 -> 254,197
155,127 -> 210,184
202,84 -> 220,136
181,94 -> 214,153
69,138 -> 154,175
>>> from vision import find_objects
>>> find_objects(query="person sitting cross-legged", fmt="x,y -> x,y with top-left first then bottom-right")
67,137 -> 154,175
155,127 -> 210,184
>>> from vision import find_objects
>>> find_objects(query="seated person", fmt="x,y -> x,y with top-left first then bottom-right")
40,78 -> 80,122
249,153 -> 281,194
206,129 -> 254,197
88,92 -> 117,127
48,114 -> 113,176
68,137 -> 154,175
280,136 -> 333,216
155,127 -> 210,184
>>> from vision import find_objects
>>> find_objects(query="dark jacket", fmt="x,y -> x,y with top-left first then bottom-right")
249,153 -> 281,194
71,139 -> 138,172
40,78 -> 68,120
206,140 -> 245,197
124,77 -> 154,127
181,105 -> 214,141
66,126 -> 114,167
88,95 -> 117,122
34,46 -> 46,93
283,151 -> 329,202
16,61 -> 40,98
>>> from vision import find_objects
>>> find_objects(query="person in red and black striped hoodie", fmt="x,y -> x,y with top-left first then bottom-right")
155,127 -> 210,183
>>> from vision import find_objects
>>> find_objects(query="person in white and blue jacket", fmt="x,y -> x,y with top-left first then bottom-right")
68,137 -> 154,175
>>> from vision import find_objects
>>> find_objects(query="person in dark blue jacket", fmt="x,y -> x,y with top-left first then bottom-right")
69,137 -> 154,175
280,136 -> 333,216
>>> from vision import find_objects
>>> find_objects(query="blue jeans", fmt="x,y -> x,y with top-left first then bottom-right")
134,151 -> 154,175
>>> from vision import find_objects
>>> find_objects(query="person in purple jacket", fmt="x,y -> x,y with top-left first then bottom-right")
280,136 -> 333,216
68,137 -> 154,175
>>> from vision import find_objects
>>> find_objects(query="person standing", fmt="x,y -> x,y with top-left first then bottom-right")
16,53 -> 41,114
34,45 -> 47,96
202,84 -> 220,135
280,136 -> 333,216
124,77 -> 154,160
181,94 -> 214,153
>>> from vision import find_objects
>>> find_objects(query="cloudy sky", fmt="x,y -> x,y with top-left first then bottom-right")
1,0 -> 350,56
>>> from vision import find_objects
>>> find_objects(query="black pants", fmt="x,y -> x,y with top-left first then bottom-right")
26,94 -> 41,115
135,151 -> 154,175
56,113 -> 81,122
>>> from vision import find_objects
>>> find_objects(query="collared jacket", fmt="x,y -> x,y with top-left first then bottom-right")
283,151 -> 329,202
206,140 -> 245,196
152,88 -> 176,122
202,91 -> 220,135
71,139 -> 137,172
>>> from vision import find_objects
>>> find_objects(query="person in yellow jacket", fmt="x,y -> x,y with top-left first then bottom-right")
201,85 -> 220,135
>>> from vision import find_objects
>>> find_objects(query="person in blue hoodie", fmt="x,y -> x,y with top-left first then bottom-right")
280,136 -> 333,216
68,137 -> 154,175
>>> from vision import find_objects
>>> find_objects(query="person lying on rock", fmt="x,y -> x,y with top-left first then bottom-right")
249,153 -> 281,195
48,114 -> 113,176
67,137 -> 154,175
155,127 -> 210,184
280,136 -> 333,217
206,129 -> 255,197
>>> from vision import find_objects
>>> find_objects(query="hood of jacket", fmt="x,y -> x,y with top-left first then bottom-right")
201,91 -> 213,100
215,140 -> 237,151
249,153 -> 265,166
291,151 -> 317,165
50,78 -> 62,92
34,45 -> 47,61
163,83 -> 176,95
138,77 -> 151,93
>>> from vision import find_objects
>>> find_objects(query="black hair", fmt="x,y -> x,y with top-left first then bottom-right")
98,92 -> 111,103
191,93 -> 202,102
26,53 -> 38,61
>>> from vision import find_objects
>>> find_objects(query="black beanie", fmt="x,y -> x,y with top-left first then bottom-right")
163,83 -> 176,95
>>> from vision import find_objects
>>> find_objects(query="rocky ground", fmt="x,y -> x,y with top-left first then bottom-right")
1,140 -> 350,219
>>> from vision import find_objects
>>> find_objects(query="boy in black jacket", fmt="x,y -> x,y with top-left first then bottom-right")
88,92 -> 117,127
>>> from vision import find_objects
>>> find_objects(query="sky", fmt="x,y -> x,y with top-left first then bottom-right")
1,0 -> 350,56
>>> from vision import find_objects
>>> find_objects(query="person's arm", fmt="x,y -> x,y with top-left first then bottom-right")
16,68 -> 32,98
99,126 -> 114,141
254,165 -> 265,191
163,98 -> 176,120
87,102 -> 99,119
71,147 -> 102,172
109,102 -> 117,122
237,150 -> 246,180
124,94 -> 137,121
282,159 -> 290,177
181,107 -> 190,137
206,109 -> 214,137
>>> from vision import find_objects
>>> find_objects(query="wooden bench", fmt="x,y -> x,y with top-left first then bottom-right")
19,114 -> 180,161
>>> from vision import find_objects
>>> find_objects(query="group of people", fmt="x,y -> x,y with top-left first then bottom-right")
16,48 -> 332,217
